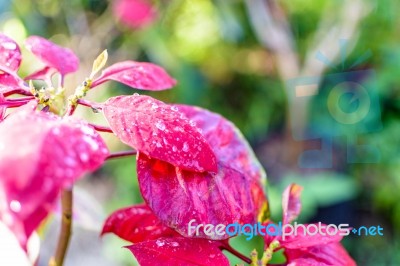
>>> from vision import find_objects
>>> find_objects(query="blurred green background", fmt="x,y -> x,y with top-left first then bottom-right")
2,0 -> 400,265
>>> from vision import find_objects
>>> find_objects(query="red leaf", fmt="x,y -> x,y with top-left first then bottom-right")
25,36 -> 79,75
127,237 -> 229,266
137,105 -> 267,239
113,0 -> 157,29
91,61 -> 176,91
102,203 -> 179,243
0,67 -> 26,90
0,107 -> 108,248
0,34 -> 22,72
103,95 -> 217,172
24,66 -> 56,82
282,183 -> 303,225
285,242 -> 356,266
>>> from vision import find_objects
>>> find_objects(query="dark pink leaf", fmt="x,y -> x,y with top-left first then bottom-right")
101,203 -> 179,243
127,237 -> 229,266
91,61 -> 176,91
282,183 -> 303,225
113,0 -> 157,29
0,94 -> 5,121
24,66 -> 56,82
0,107 -> 108,248
0,34 -> 22,71
279,223 -> 343,249
25,36 -> 79,75
103,95 -> 217,172
285,242 -> 356,266
137,105 -> 267,239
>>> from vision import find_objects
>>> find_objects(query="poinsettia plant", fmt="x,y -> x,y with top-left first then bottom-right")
0,33 -> 355,266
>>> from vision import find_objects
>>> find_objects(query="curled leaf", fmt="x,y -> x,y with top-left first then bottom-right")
137,105 -> 267,239
101,204 -> 179,243
0,107 -> 109,248
127,237 -> 229,266
91,61 -> 176,90
25,36 -> 79,75
103,95 -> 217,172
90,49 -> 108,79
282,184 -> 303,225
24,66 -> 56,82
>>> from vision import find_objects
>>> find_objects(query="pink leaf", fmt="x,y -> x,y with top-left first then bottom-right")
127,237 -> 229,266
113,0 -> 157,29
0,66 -> 26,91
285,242 -> 356,266
91,61 -> 176,91
25,36 -> 79,75
24,66 -> 56,82
280,223 -> 343,249
0,107 -> 109,248
282,183 -> 303,225
137,105 -> 267,239
103,95 -> 217,172
102,203 -> 179,243
0,34 -> 22,72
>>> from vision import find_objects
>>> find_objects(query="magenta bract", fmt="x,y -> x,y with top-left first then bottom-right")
0,107 -> 108,248
0,34 -> 22,72
137,105 -> 267,240
25,36 -> 79,76
91,61 -> 176,90
282,183 -> 303,225
126,237 -> 229,266
101,204 -> 179,243
113,0 -> 157,29
103,95 -> 217,172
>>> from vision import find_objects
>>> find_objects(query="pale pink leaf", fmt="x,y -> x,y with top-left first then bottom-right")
103,95 -> 217,172
137,105 -> 267,239
24,66 -> 56,81
91,61 -> 176,91
0,34 -> 22,71
0,107 -> 109,248
127,237 -> 229,266
25,36 -> 79,75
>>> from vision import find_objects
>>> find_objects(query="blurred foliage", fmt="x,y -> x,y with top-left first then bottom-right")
1,0 -> 400,265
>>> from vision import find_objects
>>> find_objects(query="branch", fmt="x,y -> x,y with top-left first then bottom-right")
107,150 -> 137,160
3,88 -> 33,97
49,189 -> 73,266
89,123 -> 113,133
219,240 -> 252,264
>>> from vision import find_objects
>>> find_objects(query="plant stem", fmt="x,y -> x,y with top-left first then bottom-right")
3,89 -> 33,97
219,240 -> 252,264
90,123 -> 113,133
49,189 -> 73,266
107,150 -> 137,160
77,98 -> 103,110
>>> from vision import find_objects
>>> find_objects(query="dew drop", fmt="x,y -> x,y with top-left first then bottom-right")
10,200 -> 21,213
170,106 -> 179,112
170,241 -> 179,247
133,93 -> 139,96
182,142 -> 189,152
155,120 -> 166,131
156,239 -> 165,247
172,146 -> 177,152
